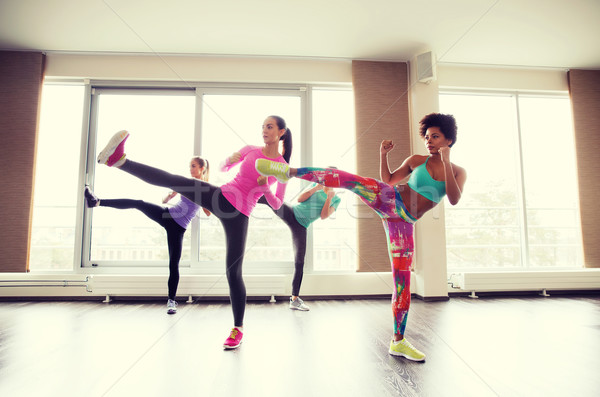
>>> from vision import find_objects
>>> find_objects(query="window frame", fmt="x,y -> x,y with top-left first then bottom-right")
71,80 -> 356,275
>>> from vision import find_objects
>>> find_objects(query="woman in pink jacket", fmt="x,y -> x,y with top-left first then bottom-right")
96,115 -> 292,350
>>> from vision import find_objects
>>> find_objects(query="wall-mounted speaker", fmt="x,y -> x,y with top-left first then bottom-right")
416,51 -> 436,83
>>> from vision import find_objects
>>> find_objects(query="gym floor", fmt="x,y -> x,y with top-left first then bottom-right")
0,295 -> 598,396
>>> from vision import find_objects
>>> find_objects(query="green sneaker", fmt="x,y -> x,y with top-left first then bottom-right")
388,338 -> 426,361
255,158 -> 290,183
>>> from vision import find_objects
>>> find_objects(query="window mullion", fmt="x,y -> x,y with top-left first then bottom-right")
80,84 -> 99,269
514,94 -> 530,268
304,85 -> 314,272
189,88 -> 204,268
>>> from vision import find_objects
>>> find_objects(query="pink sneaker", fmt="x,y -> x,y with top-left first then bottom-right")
223,328 -> 243,349
97,130 -> 129,167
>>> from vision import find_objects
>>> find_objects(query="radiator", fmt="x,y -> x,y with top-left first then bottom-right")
0,273 -> 393,299
89,274 -> 287,299
456,270 -> 600,298
0,274 -> 92,294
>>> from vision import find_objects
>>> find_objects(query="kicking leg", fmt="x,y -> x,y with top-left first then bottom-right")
256,160 -> 397,217
98,198 -> 165,223
97,132 -> 218,212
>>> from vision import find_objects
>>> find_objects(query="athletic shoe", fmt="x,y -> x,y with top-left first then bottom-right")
289,297 -> 310,311
388,338 -> 426,361
255,158 -> 290,183
84,186 -> 100,208
97,130 -> 129,167
167,299 -> 177,314
223,328 -> 243,349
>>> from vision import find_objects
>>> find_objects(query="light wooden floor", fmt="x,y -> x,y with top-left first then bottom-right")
0,295 -> 599,397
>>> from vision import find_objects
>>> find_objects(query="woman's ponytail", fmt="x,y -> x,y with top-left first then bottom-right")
192,156 -> 210,181
204,158 -> 210,181
270,115 -> 293,164
281,128 -> 292,164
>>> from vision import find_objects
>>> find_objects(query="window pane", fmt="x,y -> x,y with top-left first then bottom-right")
199,93 -> 302,268
440,93 -> 523,269
30,84 -> 85,271
519,96 -> 583,267
311,88 -> 358,271
89,92 -> 195,266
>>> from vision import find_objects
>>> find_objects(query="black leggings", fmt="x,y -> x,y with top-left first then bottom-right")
119,160 -> 249,327
99,199 -> 185,300
258,197 -> 307,296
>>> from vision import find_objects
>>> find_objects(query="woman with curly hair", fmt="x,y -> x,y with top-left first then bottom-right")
256,113 -> 466,361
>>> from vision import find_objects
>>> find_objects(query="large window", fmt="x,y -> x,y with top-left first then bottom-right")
440,91 -> 583,270
31,83 -> 358,274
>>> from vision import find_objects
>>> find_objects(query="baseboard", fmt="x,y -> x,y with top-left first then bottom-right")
414,294 -> 450,302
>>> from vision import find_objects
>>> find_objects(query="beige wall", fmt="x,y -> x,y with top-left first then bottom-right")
45,53 -> 352,84
408,58 -> 449,299
3,52 -> 595,296
437,64 -> 569,91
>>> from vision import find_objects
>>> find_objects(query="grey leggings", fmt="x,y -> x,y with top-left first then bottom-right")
119,160 -> 249,327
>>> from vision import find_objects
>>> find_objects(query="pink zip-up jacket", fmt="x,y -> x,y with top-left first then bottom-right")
220,145 -> 287,217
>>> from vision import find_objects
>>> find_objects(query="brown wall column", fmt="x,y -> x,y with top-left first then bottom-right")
0,51 -> 45,272
568,69 -> 600,268
352,61 -> 410,272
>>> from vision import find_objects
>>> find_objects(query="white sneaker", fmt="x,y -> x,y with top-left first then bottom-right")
167,299 -> 177,314
289,297 -> 310,311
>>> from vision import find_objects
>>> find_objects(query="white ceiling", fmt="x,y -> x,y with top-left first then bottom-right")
1,0 -> 599,69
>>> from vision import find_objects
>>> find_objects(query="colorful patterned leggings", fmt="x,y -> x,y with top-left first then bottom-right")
295,167 -> 416,338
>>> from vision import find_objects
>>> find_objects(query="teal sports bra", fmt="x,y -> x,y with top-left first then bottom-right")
406,157 -> 446,203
